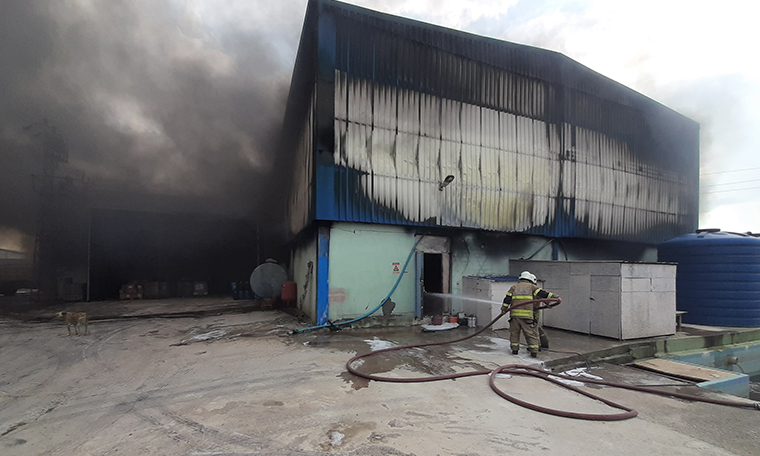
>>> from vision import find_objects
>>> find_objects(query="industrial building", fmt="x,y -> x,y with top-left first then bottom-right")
15,188 -> 264,303
283,0 -> 699,326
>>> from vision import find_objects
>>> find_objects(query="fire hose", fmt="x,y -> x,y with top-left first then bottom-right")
346,298 -> 760,421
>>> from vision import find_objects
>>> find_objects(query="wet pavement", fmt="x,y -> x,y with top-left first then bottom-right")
0,296 -> 267,321
2,299 -> 760,455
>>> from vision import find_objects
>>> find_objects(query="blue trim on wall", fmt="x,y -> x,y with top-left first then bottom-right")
314,7 -> 337,222
317,226 -> 330,325
315,157 -> 336,220
316,9 -> 336,82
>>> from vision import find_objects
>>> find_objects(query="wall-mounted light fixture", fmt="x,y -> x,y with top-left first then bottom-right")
439,175 -> 455,191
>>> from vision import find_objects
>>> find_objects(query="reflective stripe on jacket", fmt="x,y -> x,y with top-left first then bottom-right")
504,281 -> 554,319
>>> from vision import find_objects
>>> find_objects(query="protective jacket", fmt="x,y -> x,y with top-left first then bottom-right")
502,280 -> 555,319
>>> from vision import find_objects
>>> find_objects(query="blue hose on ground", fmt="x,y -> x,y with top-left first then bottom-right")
292,236 -> 424,334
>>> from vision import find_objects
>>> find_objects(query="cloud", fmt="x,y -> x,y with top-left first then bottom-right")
350,0 -> 520,30
701,200 -> 760,233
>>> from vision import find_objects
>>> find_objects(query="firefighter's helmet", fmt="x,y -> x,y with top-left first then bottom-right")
519,271 -> 537,284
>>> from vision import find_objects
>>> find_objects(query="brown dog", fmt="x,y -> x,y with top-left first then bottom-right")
56,311 -> 88,336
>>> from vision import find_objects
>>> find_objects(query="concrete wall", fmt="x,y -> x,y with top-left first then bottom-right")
510,260 -> 676,340
670,344 -> 760,398
451,233 -> 550,296
292,232 -> 318,321
450,233 -> 658,298
328,223 -> 417,321
297,222 -> 665,325
672,343 -> 760,378
621,264 -> 676,339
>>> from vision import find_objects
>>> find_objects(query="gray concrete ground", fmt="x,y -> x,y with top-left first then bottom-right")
1,299 -> 759,455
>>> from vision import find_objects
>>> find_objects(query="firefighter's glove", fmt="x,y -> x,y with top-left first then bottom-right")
500,305 -> 509,314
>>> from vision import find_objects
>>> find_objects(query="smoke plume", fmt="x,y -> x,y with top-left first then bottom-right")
0,0 -> 305,251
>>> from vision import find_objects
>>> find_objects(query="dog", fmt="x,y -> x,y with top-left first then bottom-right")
56,311 -> 88,336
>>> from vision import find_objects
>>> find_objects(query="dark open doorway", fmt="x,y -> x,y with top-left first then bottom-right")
422,253 -> 444,316
414,236 -> 451,319
423,253 -> 443,293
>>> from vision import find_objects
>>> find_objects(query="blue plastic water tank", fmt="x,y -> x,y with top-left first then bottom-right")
658,230 -> 760,327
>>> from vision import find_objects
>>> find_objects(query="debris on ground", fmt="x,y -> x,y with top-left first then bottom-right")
328,430 -> 345,447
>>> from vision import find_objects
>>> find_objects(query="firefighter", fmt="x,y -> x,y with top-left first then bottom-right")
529,273 -> 550,350
502,271 -> 558,357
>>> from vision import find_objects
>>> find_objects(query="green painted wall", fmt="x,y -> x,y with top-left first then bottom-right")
328,223 -> 416,320
321,224 -> 659,324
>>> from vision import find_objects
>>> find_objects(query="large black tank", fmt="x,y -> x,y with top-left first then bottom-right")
658,230 -> 760,326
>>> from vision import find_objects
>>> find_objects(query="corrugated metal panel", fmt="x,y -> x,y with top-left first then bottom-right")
288,88 -> 316,235
287,0 -> 699,243
330,68 -> 696,242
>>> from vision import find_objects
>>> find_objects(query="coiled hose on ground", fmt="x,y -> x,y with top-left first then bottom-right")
346,298 -> 760,421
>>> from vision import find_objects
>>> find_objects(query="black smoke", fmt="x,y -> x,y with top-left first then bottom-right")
0,0 -> 306,251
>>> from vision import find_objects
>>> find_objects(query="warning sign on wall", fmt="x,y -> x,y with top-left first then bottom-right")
392,262 -> 401,274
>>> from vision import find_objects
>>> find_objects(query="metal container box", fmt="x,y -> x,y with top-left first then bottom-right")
461,276 -> 519,330
510,260 -> 676,340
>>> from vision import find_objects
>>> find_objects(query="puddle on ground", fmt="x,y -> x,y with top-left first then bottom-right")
340,371 -> 370,390
172,321 -> 292,345
318,421 -> 377,451
340,341 -> 405,390
339,338 -> 492,389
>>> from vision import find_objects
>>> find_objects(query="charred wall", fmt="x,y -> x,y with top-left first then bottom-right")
286,0 -> 699,244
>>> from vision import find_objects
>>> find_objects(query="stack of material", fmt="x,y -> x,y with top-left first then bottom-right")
119,282 -> 144,300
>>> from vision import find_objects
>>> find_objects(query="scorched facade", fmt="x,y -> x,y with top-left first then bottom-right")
283,0 -> 699,325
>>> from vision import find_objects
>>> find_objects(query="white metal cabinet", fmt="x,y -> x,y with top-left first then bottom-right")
509,260 -> 676,340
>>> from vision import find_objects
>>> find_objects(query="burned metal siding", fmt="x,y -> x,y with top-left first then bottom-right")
289,90 -> 316,235
292,0 -> 699,243
284,2 -> 319,236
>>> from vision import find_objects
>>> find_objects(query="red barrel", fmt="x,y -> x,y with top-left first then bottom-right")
281,281 -> 297,302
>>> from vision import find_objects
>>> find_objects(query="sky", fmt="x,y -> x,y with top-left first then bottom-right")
1,0 -> 758,252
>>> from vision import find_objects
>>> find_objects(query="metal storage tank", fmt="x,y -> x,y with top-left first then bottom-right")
250,259 -> 288,299
658,230 -> 760,327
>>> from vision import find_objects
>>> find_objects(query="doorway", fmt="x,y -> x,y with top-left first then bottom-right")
414,236 -> 451,318
423,253 -> 443,294
422,253 -> 444,316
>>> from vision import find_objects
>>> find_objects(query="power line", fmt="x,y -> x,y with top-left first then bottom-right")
702,178 -> 760,188
701,185 -> 760,194
701,167 -> 760,176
